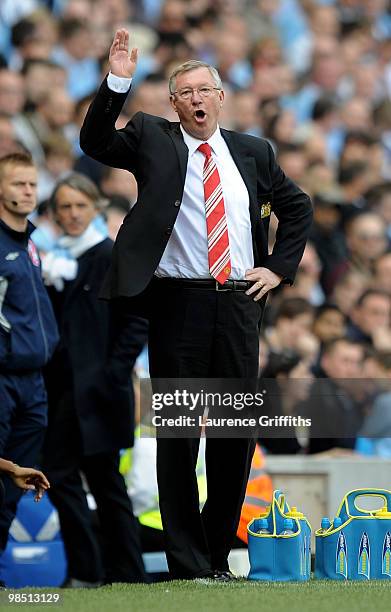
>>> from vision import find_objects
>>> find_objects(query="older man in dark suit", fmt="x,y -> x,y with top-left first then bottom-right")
42,173 -> 147,586
80,29 -> 313,581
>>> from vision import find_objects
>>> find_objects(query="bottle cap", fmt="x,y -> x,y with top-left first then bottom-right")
283,518 -> 294,530
259,505 -> 270,517
321,517 -> 331,530
286,506 -> 304,518
259,518 -> 268,529
333,517 -> 342,528
375,506 -> 391,517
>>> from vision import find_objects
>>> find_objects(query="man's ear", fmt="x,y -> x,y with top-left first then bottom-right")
169,95 -> 178,113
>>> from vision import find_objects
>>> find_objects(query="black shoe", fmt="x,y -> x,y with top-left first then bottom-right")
214,570 -> 238,582
195,570 -> 237,583
0,580 -> 6,590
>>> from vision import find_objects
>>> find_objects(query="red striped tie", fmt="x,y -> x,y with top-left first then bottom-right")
198,143 -> 231,285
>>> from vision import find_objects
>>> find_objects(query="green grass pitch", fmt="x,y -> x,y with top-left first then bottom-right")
8,580 -> 391,612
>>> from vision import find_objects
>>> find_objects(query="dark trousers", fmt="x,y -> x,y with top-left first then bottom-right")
148,283 -> 261,578
0,371 -> 47,551
43,398 -> 146,583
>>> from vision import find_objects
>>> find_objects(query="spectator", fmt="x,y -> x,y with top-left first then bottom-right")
0,69 -> 25,119
100,166 -> 138,205
331,269 -> 370,319
309,192 -> 347,294
280,241 -> 325,306
37,133 -> 74,202
348,289 -> 391,351
125,76 -> 175,120
301,337 -> 365,454
264,297 -> 315,356
338,160 -> 372,218
27,87 -> 74,146
260,350 -> 313,455
21,59 -> 67,113
368,183 -> 391,235
313,304 -> 347,345
373,251 -> 391,294
9,10 -> 56,70
41,173 -> 147,587
340,131 -> 385,186
51,17 -> 100,100
231,90 -> 262,137
328,211 -> 388,292
277,143 -> 307,186
358,351 -> 391,457
312,303 -> 347,376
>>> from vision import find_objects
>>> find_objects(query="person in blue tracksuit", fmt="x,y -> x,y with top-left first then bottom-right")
0,152 -> 58,557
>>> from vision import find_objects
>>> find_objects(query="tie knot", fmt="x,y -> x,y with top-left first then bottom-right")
198,142 -> 212,158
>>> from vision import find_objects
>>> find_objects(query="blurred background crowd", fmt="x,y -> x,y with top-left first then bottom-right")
0,0 -> 391,458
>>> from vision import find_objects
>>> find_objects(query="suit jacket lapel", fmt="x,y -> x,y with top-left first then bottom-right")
221,129 -> 260,258
166,123 -> 188,185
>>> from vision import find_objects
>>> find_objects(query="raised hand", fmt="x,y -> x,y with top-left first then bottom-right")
109,29 -> 138,79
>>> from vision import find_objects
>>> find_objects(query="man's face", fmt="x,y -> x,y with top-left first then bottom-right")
321,341 -> 363,380
54,184 -> 97,237
278,313 -> 314,348
353,295 -> 391,335
0,164 -> 37,219
0,71 -> 25,116
347,215 -> 387,262
42,89 -> 74,129
170,67 -> 224,140
313,309 -> 346,342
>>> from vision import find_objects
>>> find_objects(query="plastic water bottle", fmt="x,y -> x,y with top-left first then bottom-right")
256,518 -> 270,534
280,518 -> 295,535
333,517 -> 342,529
319,517 -> 331,533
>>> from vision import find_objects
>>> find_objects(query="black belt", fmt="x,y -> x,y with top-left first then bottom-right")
154,277 -> 252,292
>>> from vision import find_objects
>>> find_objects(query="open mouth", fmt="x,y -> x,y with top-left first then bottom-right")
195,110 -> 206,121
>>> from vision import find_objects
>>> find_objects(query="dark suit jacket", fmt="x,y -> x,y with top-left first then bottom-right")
44,238 -> 148,455
80,78 -> 313,306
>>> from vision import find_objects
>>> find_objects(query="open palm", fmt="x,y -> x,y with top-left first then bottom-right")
109,29 -> 138,78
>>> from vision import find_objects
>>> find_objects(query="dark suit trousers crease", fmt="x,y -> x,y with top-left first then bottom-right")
42,394 -> 145,583
148,283 -> 260,578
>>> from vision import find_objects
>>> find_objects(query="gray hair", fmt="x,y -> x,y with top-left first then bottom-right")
168,60 -> 222,95
49,172 -> 105,211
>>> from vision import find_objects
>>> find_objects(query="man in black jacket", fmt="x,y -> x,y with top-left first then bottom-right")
42,173 -> 148,586
0,152 -> 58,561
80,29 -> 313,581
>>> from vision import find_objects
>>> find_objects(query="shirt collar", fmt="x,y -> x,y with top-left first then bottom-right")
0,218 -> 35,243
180,124 -> 224,158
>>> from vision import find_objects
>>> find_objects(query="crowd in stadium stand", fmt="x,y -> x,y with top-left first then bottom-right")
0,0 -> 391,455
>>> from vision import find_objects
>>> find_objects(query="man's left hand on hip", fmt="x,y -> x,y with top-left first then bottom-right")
245,267 -> 283,301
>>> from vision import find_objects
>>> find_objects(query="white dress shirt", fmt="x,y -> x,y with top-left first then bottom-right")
107,73 -> 254,280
